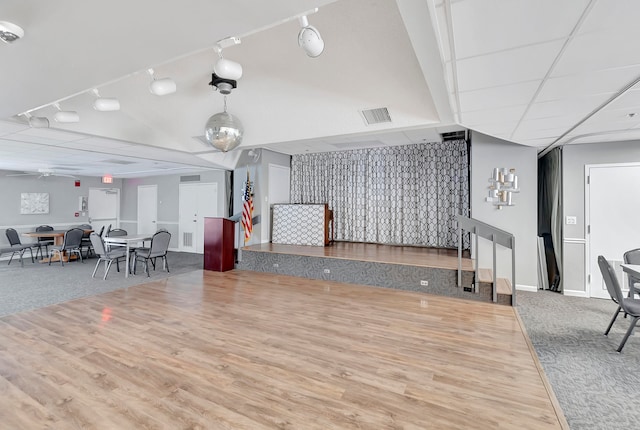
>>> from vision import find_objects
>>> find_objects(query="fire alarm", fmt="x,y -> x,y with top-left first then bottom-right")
75,180 -> 81,187
74,212 -> 79,217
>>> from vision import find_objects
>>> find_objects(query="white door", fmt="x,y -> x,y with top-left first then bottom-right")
587,164 -> 640,298
179,183 -> 218,253
137,185 -> 158,235
88,188 -> 119,234
266,164 -> 290,242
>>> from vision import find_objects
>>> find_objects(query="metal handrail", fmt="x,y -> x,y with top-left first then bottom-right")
456,215 -> 516,306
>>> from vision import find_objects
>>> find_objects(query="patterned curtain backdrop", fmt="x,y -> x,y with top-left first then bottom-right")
290,141 -> 470,248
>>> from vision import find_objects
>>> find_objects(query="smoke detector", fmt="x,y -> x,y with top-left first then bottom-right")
0,21 -> 24,44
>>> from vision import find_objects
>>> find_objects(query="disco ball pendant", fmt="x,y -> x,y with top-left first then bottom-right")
204,111 -> 244,152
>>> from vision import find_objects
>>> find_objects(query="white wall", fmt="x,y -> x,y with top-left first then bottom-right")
471,132 -> 538,290
562,140 -> 640,295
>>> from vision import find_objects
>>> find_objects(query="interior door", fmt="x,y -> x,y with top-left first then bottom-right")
588,164 -> 640,298
179,183 -> 218,253
88,188 -> 119,234
137,185 -> 158,235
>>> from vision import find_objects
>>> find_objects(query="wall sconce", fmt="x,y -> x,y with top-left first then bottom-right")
486,168 -> 519,209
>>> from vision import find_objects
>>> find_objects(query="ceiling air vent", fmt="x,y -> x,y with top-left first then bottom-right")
180,175 -> 201,183
441,130 -> 467,142
360,107 -> 392,125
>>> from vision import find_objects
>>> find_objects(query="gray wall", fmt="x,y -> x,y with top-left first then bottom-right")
562,140 -> 640,294
0,172 -> 122,247
121,170 -> 228,250
233,149 -> 291,246
471,132 -> 538,290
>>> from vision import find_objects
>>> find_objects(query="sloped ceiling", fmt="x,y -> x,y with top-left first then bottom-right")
2,0 -> 640,177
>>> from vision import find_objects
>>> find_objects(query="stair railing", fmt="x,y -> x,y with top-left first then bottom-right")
456,215 -> 516,306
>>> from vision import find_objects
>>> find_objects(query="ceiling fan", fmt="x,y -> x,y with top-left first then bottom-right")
6,168 -> 78,179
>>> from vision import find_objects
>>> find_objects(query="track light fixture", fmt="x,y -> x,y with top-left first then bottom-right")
53,103 -> 79,123
92,89 -> 120,111
23,112 -> 49,128
148,68 -> 176,96
298,14 -> 324,58
210,38 -> 242,95
0,21 -> 24,44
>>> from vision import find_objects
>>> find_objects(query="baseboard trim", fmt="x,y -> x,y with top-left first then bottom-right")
563,289 -> 588,298
516,284 -> 538,292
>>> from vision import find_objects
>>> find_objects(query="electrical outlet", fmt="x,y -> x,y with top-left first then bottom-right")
323,269 -> 330,274
420,280 -> 429,286
273,263 -> 279,268
464,287 -> 473,292
566,216 -> 577,225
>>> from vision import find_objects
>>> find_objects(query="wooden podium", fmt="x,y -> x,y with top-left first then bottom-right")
203,217 -> 235,272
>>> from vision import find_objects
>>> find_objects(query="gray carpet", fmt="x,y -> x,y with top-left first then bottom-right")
518,290 -> 640,430
1,256 -> 636,429
0,251 -> 202,317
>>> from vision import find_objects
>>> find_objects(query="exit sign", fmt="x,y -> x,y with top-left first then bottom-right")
102,175 -> 113,184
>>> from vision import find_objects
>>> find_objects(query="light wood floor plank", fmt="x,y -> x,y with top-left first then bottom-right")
0,269 -> 565,429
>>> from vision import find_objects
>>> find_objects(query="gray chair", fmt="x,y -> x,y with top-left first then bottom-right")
49,228 -> 84,266
77,224 -> 93,258
599,255 -> 640,352
133,231 -> 171,277
35,225 -> 55,257
89,232 -> 127,279
623,248 -> 640,298
4,228 -> 35,266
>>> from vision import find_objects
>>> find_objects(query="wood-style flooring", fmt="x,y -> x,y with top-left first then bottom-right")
0,270 -> 566,429
244,242 -> 474,271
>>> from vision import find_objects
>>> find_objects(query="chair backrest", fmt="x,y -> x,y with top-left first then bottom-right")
89,232 -> 107,257
97,225 -> 105,237
35,225 -> 54,243
78,224 -> 92,238
623,248 -> 640,287
63,228 -> 85,249
598,255 -> 626,307
5,228 -> 21,246
149,231 -> 171,257
106,229 -> 127,237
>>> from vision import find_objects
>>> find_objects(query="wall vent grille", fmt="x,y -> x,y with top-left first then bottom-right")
183,232 -> 193,248
360,107 -> 391,125
180,175 -> 201,182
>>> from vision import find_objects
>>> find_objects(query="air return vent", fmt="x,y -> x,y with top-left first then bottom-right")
360,107 -> 392,125
180,175 -> 201,182
441,130 -> 467,142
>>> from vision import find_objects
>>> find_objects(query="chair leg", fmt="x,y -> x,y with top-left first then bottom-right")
92,259 -> 101,278
164,256 -> 169,273
617,316 -> 640,352
605,306 -> 622,335
104,260 -> 113,280
28,247 -> 34,264
8,251 -> 15,266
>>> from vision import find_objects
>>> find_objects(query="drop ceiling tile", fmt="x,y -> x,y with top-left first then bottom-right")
512,127 -> 568,140
515,114 -> 584,134
471,122 -> 519,138
456,40 -> 564,92
579,0 -> 640,34
602,88 -> 640,112
459,81 -> 540,112
525,94 -> 611,120
451,0 -> 589,58
542,66 -> 640,101
461,106 -> 528,127
553,30 -> 640,76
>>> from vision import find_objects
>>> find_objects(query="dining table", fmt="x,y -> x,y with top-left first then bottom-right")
22,229 -> 93,263
103,234 -> 152,278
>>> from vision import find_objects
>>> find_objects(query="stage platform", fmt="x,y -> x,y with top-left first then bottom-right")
237,242 -> 511,305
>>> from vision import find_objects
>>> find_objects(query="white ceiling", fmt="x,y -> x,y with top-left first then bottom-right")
1,0 -> 639,178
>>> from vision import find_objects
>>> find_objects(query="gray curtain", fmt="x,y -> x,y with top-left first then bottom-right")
290,141 -> 470,248
538,147 -> 563,291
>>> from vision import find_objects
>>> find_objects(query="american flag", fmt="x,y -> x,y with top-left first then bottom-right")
241,170 -> 253,243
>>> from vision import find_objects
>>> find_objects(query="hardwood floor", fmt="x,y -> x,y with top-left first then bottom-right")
245,242 -> 474,271
0,270 -> 565,429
